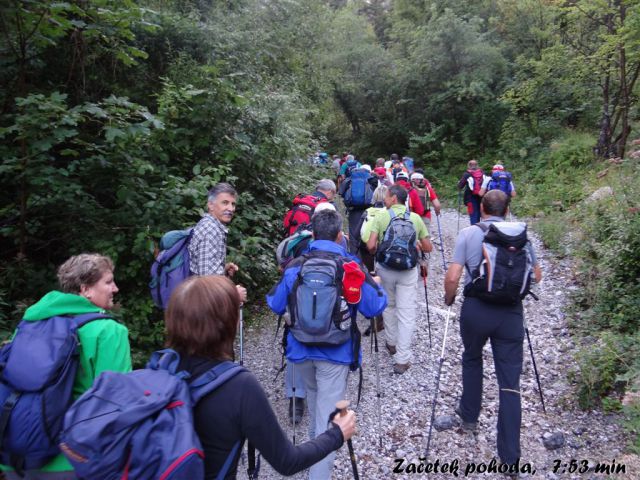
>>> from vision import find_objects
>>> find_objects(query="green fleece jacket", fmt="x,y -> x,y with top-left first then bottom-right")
0,291 -> 132,473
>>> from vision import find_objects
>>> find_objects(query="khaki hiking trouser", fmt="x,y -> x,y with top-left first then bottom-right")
376,263 -> 419,365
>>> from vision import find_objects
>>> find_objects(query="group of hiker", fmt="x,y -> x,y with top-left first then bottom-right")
0,153 -> 542,480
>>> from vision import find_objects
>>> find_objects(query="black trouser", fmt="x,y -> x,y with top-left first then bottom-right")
347,208 -> 366,255
458,297 -> 524,465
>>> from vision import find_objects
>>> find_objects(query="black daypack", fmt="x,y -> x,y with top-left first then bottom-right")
376,209 -> 419,270
463,222 -> 534,305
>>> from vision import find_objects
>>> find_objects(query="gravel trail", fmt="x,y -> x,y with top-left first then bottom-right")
236,210 -> 637,479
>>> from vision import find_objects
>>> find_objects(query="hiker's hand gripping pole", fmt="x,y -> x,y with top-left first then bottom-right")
333,400 -> 359,480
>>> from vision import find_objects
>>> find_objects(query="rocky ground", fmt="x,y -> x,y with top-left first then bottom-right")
236,209 -> 638,479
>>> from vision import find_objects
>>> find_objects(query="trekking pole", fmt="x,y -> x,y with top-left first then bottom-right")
525,327 -> 546,414
425,305 -> 453,460
420,254 -> 432,348
456,191 -> 462,235
239,305 -> 244,366
370,317 -> 383,449
435,214 -> 447,272
335,400 -> 359,480
291,363 -> 297,445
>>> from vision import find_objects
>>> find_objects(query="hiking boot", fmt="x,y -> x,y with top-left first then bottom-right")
385,343 -> 397,356
363,317 -> 385,337
393,363 -> 410,374
455,406 -> 477,433
289,397 -> 305,424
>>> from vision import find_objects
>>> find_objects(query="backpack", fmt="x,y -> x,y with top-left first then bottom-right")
343,169 -> 374,208
467,169 -> 485,195
413,180 -> 431,213
344,160 -> 359,178
149,228 -> 193,310
376,209 -> 419,270
287,251 -> 354,347
275,229 -> 313,269
0,313 -> 110,472
463,222 -> 534,305
60,349 -> 245,480
283,194 -> 324,236
488,171 -> 513,196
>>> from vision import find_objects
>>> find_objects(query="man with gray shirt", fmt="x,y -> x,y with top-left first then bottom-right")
444,190 -> 542,472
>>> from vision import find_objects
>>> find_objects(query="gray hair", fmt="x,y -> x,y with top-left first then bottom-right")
316,179 -> 336,194
208,183 -> 237,203
57,254 -> 114,293
312,209 -> 343,241
372,185 -> 388,204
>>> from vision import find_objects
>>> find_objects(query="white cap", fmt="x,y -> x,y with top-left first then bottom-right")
314,202 -> 336,213
411,172 -> 424,181
361,164 -> 372,171
395,171 -> 409,180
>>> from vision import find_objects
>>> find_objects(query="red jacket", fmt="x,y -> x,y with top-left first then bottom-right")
395,179 -> 425,216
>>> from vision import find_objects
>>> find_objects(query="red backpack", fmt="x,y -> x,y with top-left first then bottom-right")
469,169 -> 484,195
283,194 -> 325,236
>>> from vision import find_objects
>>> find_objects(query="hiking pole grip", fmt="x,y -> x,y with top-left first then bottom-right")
336,400 -> 360,480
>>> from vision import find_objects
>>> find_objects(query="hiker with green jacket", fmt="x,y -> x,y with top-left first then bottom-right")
1,253 -> 131,480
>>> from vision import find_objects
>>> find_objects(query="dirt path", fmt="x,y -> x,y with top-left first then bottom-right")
236,209 -> 636,479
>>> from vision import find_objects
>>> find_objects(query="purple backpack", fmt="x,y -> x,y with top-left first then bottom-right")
60,349 -> 245,480
0,313 -> 109,473
149,228 -> 193,309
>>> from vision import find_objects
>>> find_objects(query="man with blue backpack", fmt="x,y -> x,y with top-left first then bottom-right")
150,182 -> 247,309
339,164 -> 377,254
267,209 -> 387,480
366,184 -> 432,375
483,163 -> 517,198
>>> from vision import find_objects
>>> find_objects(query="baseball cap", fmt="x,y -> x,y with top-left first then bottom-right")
342,261 -> 365,304
361,164 -> 372,172
492,164 -> 504,171
395,171 -> 409,181
410,172 -> 424,181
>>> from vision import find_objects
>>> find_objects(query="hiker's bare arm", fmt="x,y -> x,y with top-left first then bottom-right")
366,232 -> 378,254
533,264 -> 542,283
419,236 -> 433,253
432,198 -> 442,216
444,263 -> 463,306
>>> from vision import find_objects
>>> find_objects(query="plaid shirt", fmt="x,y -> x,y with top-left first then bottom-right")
188,214 -> 228,275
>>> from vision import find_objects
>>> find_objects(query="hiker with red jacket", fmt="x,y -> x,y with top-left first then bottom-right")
410,170 -> 441,226
457,159 -> 486,225
283,179 -> 336,236
394,171 -> 425,217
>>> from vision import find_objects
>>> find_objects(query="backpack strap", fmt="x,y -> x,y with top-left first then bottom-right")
189,361 -> 246,404
465,222 -> 490,277
69,312 -> 113,331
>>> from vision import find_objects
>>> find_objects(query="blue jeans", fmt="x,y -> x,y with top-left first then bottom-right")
458,297 -> 524,465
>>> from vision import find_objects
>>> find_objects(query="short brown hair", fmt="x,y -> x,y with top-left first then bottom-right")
57,253 -> 114,293
482,189 -> 510,217
165,276 -> 240,360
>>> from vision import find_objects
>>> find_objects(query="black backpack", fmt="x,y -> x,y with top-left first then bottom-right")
376,209 -> 419,270
463,222 -> 534,304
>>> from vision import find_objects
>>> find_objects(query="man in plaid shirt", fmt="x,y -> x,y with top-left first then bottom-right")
188,182 -> 247,301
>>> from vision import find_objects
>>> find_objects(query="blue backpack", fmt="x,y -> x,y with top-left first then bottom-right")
60,349 -> 245,480
150,228 -> 193,309
343,169 -> 374,208
488,171 -> 513,196
0,313 -> 110,472
344,159 -> 359,178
